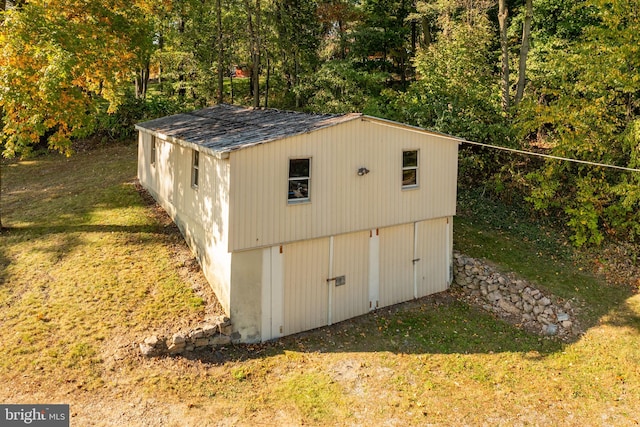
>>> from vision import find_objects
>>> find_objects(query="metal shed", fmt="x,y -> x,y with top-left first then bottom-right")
135,104 -> 460,342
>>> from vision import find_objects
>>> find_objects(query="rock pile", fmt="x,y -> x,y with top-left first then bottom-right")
452,252 -> 581,340
140,316 -> 236,357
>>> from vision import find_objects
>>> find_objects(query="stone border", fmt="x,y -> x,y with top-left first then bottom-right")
452,252 -> 582,340
140,253 -> 583,354
140,316 -> 237,357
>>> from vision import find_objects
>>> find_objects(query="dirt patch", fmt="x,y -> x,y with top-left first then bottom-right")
579,240 -> 640,291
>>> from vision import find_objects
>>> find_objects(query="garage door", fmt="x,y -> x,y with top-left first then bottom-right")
331,231 -> 370,324
267,218 -> 451,339
280,231 -> 371,336
415,218 -> 450,297
378,223 -> 414,308
282,238 -> 330,336
376,219 -> 451,309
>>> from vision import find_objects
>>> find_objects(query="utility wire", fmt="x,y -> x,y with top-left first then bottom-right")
461,139 -> 640,173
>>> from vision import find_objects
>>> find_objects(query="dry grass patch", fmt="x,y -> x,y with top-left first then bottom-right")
0,143 -> 214,394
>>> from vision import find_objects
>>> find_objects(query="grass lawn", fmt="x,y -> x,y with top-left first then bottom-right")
1,143 -> 639,426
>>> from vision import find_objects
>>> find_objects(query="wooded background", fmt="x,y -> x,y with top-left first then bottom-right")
0,0 -> 639,246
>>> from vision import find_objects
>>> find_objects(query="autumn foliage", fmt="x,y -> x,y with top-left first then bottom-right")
0,0 -> 154,157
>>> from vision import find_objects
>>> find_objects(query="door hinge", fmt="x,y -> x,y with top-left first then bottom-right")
412,258 -> 421,264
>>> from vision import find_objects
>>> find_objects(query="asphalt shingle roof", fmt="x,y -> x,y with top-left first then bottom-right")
135,104 -> 362,155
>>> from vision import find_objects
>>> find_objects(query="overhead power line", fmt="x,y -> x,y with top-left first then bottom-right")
461,139 -> 640,173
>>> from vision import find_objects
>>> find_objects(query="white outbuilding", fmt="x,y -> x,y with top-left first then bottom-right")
135,104 -> 460,343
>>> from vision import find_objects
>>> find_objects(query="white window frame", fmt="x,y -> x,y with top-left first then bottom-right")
288,157 -> 311,204
150,135 -> 157,167
402,149 -> 419,189
191,149 -> 200,189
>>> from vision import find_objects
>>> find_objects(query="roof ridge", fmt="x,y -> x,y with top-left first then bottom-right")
135,105 -> 363,156
204,103 -> 353,118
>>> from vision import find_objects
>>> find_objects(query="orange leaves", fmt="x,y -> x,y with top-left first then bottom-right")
0,1 -> 154,157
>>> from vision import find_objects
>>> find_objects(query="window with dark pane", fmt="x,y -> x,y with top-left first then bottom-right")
192,150 -> 200,189
288,158 -> 311,203
402,150 -> 418,188
151,136 -> 157,166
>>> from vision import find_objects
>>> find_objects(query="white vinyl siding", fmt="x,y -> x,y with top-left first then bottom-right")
378,223 -> 414,307
273,218 -> 450,337
415,218 -> 449,297
228,118 -> 458,252
138,111 -> 458,342
283,238 -> 330,336
331,231 -> 370,324
137,131 -> 232,313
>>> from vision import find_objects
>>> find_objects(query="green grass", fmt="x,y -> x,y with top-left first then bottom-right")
1,144 -> 639,425
274,371 -> 348,421
454,188 -> 634,327
0,143 -> 206,390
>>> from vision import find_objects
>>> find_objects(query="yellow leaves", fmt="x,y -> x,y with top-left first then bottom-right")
0,0 -> 153,157
43,119 -> 57,128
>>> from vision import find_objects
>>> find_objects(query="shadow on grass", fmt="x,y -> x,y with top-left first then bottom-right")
0,223 -> 170,276
0,240 -> 10,286
174,292 -> 567,366
173,237 -> 638,366
3,223 -> 162,236
453,218 -> 639,333
452,188 -> 640,338
600,296 -> 640,331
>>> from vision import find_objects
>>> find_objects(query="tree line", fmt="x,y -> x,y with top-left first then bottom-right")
0,0 -> 639,246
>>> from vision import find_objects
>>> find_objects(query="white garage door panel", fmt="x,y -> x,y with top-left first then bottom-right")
277,218 -> 450,338
378,224 -> 414,308
416,218 -> 448,297
332,231 -> 370,324
283,238 -> 330,336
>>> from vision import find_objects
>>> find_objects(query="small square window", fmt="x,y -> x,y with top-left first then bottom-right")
402,150 -> 418,188
288,158 -> 310,203
192,150 -> 199,189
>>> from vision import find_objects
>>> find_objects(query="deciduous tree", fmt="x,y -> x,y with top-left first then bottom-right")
0,0 -> 154,157
518,0 -> 640,245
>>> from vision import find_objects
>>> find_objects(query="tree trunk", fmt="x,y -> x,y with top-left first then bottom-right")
265,54 -> 270,108
177,15 -> 186,99
498,0 -> 510,112
338,20 -> 346,59
230,73 -> 234,104
294,52 -> 300,108
244,0 -> 261,107
216,0 -> 224,104
514,0 -> 532,107
411,20 -> 417,54
135,62 -> 150,99
421,16 -> 431,47
253,0 -> 261,108
135,70 -> 143,98
143,62 -> 149,98
157,31 -> 164,93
